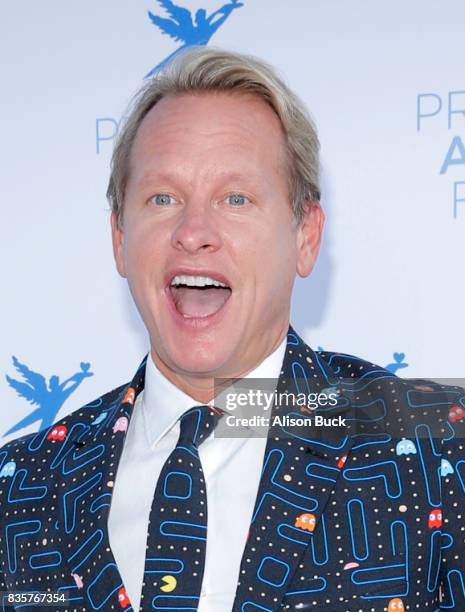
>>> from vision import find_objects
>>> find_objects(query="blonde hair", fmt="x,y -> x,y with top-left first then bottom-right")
107,46 -> 320,225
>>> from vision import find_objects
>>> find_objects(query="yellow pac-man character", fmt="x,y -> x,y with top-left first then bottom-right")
388,597 -> 404,611
160,575 -> 177,593
294,512 -> 316,532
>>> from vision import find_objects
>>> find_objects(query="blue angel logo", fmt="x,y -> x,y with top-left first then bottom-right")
4,357 -> 93,437
385,352 -> 408,374
145,0 -> 244,78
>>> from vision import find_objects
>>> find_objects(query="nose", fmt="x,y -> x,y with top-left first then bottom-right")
171,199 -> 222,254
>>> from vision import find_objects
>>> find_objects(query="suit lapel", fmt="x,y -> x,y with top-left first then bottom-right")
232,326 -> 356,612
57,357 -> 147,609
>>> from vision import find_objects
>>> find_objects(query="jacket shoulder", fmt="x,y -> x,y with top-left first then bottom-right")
0,381 -> 129,455
316,348 -> 393,378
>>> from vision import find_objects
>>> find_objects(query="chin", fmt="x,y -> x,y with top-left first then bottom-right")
177,345 -> 230,375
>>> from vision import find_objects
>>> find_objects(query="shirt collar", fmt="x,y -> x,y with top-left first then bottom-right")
142,335 -> 288,448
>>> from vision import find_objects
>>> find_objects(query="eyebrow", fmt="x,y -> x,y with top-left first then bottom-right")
137,170 -> 256,187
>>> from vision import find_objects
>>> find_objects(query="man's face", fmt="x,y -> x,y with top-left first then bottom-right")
111,92 -> 323,380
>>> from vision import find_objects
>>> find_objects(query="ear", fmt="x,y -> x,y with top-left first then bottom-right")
295,200 -> 325,278
110,211 -> 127,278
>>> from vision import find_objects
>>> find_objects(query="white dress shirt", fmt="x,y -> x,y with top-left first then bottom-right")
108,337 -> 287,612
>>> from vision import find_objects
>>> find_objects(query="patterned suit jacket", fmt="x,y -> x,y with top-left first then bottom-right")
0,326 -> 464,611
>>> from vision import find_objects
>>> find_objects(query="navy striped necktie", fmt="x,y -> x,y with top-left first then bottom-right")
140,405 -> 223,611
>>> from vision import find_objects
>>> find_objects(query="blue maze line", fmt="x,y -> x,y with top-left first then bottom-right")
144,558 -> 184,574
310,513 -> 328,566
305,461 -> 340,483
5,520 -> 41,573
152,594 -> 199,610
57,583 -> 85,603
29,551 -> 62,569
415,423 -> 441,507
63,472 -> 102,534
406,389 -> 454,409
177,445 -> 199,459
441,532 -> 453,551
427,530 -> 442,593
351,433 -> 392,450
8,469 -> 47,503
442,420 -> 456,442
163,471 -> 193,499
347,498 -> 369,561
277,523 -> 312,546
90,493 -> 112,513
61,443 -> 105,475
442,569 -> 465,609
344,461 -> 402,499
257,555 -> 290,587
28,427 -> 53,453
390,520 -> 408,558
241,601 -> 274,612
352,564 -> 405,585
160,520 -> 207,541
87,562 -> 123,610
67,529 -> 104,572
285,577 -> 327,595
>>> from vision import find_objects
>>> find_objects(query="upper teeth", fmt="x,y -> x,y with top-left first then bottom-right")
171,275 -> 228,288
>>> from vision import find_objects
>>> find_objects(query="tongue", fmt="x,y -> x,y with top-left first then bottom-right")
171,287 -> 231,318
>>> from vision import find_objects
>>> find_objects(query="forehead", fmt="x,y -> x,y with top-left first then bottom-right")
128,91 -> 288,182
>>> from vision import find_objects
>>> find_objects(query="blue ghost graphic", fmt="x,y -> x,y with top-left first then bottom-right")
441,458 -> 454,477
396,439 -> 417,456
0,460 -> 16,477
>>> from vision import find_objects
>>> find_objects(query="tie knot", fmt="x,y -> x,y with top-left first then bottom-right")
177,405 -> 223,449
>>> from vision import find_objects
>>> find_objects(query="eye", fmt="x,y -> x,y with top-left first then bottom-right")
225,193 -> 250,206
151,193 -> 176,206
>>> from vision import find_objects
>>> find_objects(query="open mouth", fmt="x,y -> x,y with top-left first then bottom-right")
168,274 -> 232,319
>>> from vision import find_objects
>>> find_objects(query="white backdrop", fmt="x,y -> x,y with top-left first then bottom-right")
1,0 -> 464,443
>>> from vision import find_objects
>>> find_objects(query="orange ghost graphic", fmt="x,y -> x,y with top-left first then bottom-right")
123,387 -> 135,405
294,512 -> 316,532
388,598 -> 404,611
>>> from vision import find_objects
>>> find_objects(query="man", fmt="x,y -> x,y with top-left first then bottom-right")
0,47 -> 464,612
